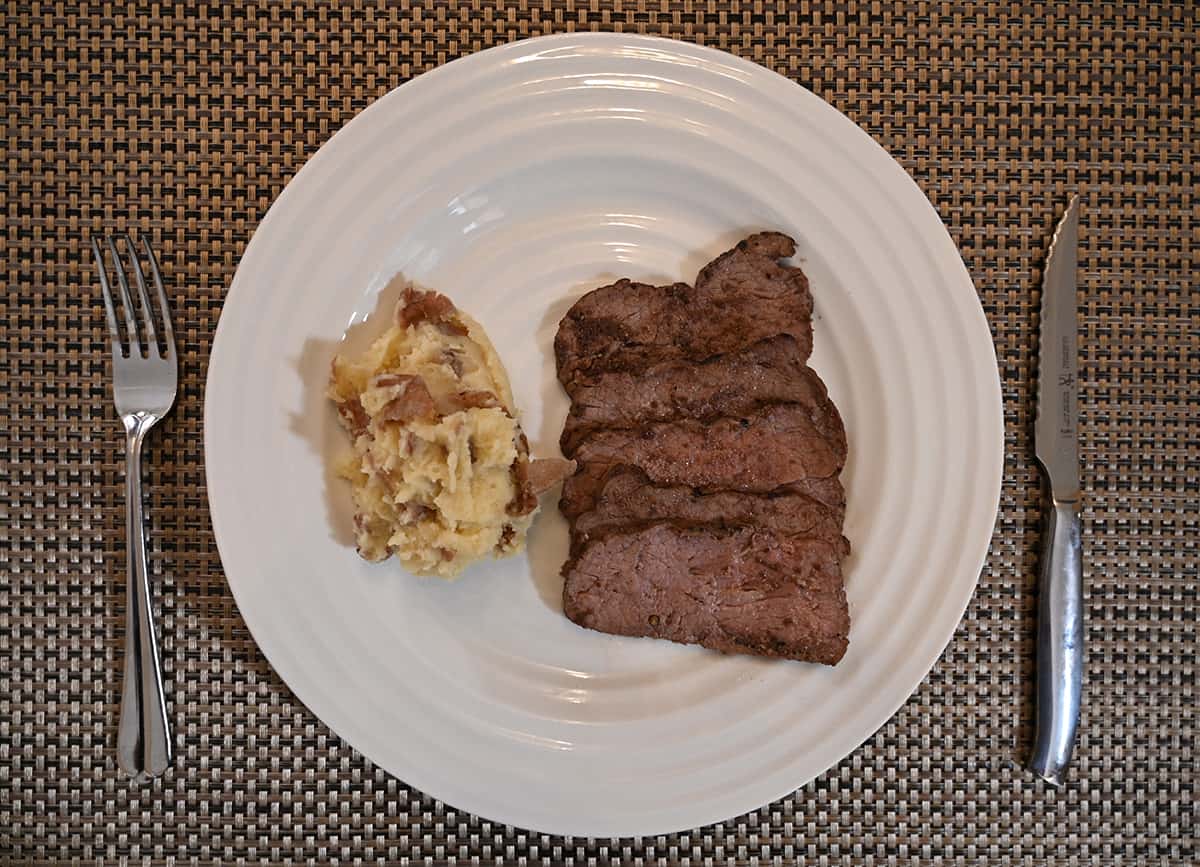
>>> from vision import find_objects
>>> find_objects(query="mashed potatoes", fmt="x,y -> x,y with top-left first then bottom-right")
328,286 -> 571,578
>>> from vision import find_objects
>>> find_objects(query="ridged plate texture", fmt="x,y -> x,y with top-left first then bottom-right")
205,34 -> 1004,837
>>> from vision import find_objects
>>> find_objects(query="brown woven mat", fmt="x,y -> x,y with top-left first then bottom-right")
2,1 -> 1195,864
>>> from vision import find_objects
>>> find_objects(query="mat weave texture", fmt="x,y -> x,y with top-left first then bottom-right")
2,1 -> 1195,864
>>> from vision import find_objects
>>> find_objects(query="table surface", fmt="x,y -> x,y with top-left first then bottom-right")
3,1 -> 1195,864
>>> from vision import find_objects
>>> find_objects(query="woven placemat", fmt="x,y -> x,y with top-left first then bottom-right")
2,1 -> 1194,864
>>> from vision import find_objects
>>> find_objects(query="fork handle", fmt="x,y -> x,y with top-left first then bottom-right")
117,418 -> 173,779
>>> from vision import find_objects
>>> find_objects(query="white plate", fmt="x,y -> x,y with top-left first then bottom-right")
206,34 -> 1003,837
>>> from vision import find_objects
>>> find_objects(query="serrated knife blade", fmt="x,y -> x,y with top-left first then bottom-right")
1035,196 -> 1081,500
1028,195 -> 1084,786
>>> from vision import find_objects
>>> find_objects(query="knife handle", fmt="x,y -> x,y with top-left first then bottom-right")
1028,498 -> 1083,785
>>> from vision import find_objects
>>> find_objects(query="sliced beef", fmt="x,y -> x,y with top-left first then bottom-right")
561,334 -> 823,455
563,523 -> 850,665
555,232 -> 812,392
553,232 -> 852,666
571,466 -> 847,549
561,400 -> 846,518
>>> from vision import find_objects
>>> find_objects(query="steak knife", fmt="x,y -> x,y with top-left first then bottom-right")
1028,195 -> 1083,785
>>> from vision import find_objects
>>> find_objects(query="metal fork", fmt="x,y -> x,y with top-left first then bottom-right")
92,233 -> 177,779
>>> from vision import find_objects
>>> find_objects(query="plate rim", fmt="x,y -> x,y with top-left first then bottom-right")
205,32 -> 1004,837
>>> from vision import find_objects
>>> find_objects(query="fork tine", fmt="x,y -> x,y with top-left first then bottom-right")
106,236 -> 142,356
90,237 -> 124,353
140,235 -> 176,356
124,232 -> 160,354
